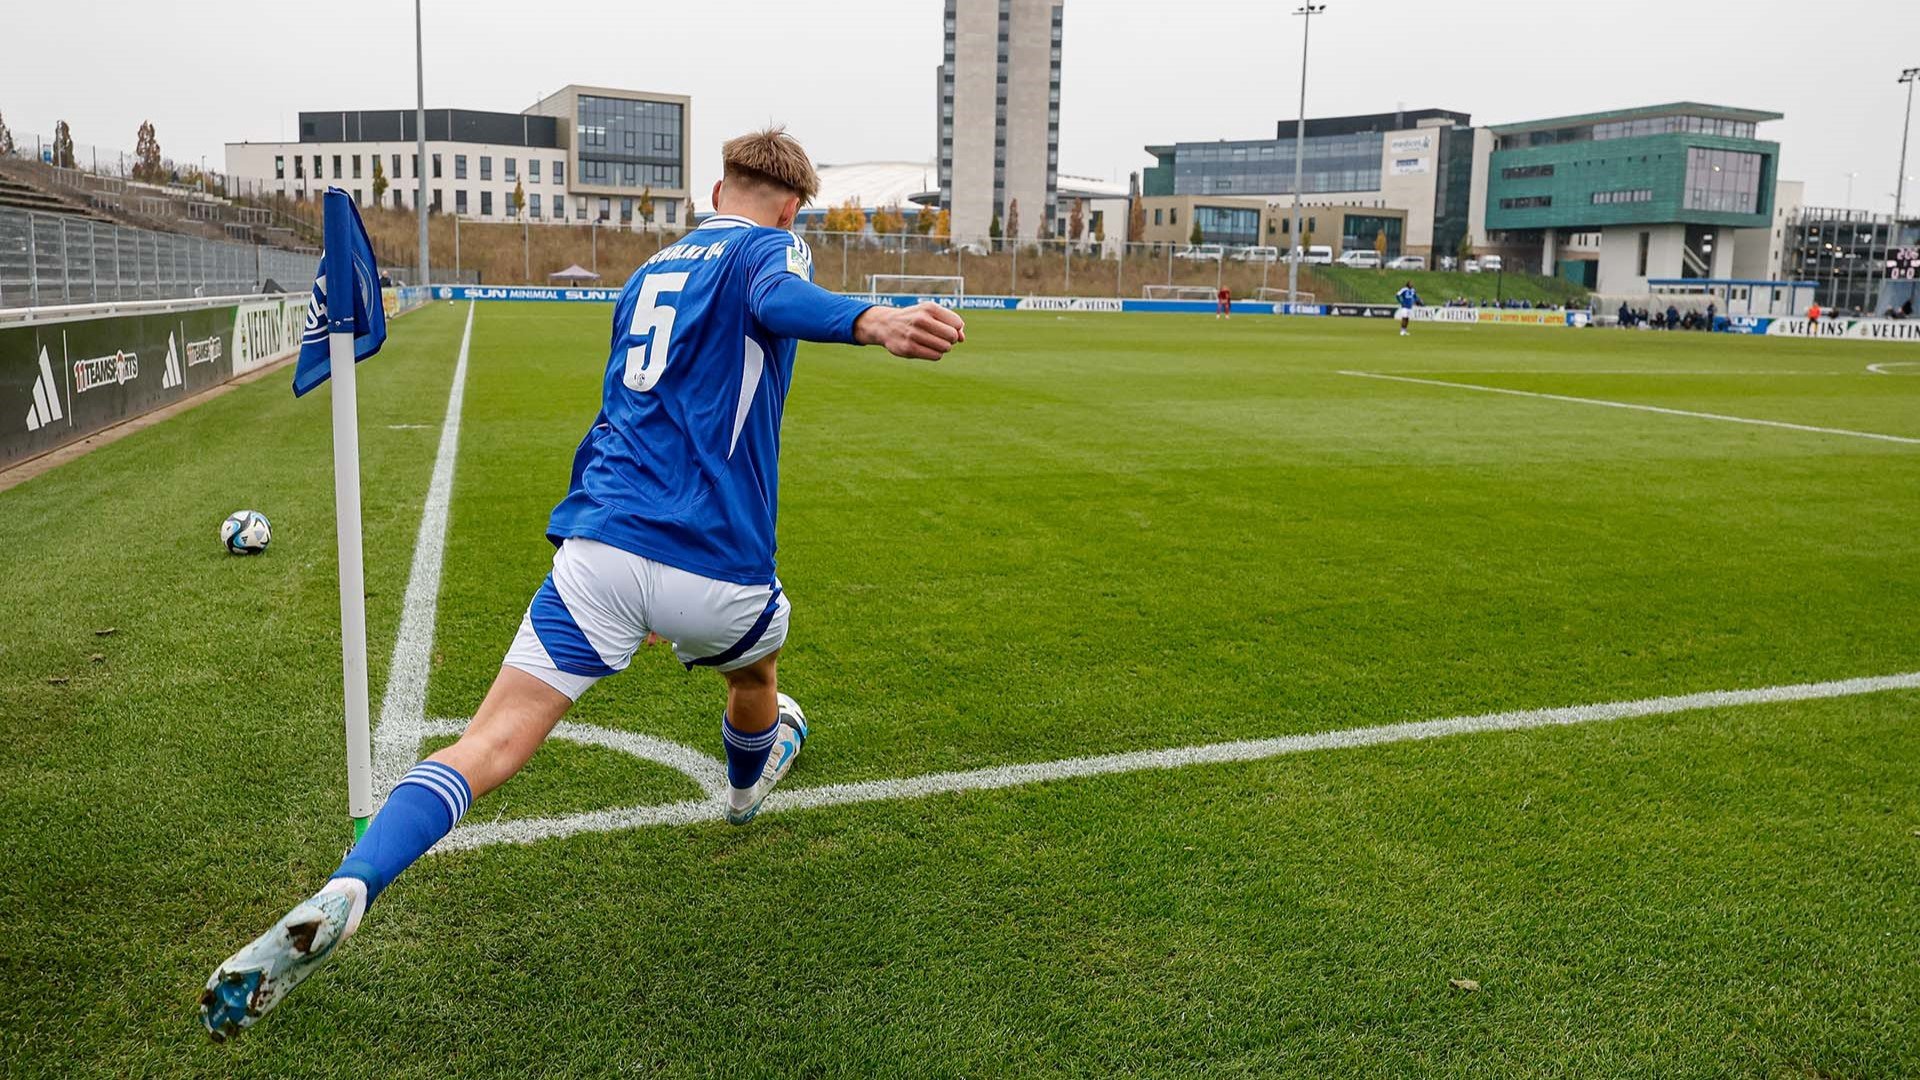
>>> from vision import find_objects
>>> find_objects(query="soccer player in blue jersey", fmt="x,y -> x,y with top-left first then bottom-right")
1396,281 -> 1420,336
200,129 -> 967,1040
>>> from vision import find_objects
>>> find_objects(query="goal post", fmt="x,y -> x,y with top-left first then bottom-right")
1255,288 -> 1315,304
867,274 -> 966,298
1141,284 -> 1219,301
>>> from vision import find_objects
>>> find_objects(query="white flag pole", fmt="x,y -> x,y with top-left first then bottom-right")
328,324 -> 374,840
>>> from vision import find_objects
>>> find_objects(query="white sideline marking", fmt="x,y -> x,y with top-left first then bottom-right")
1341,370 -> 1920,445
1867,361 -> 1920,375
372,302 -> 475,796
434,669 -> 1920,852
1385,369 -> 1846,377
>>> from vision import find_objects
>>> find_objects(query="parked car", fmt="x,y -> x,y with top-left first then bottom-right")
1231,245 -> 1280,263
1174,244 -> 1226,261
1438,256 -> 1458,271
1463,258 -> 1484,274
1479,255 -> 1504,272
1288,245 -> 1335,265
1337,249 -> 1384,269
1385,255 -> 1427,271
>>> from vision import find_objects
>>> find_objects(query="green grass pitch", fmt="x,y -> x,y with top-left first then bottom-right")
3,304 -> 1917,1077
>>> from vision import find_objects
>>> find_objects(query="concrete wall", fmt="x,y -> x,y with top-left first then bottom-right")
947,0 -> 1000,243
999,0 -> 1056,241
1596,223 -> 1687,294
1376,124 -> 1445,254
1465,128 -> 1495,254
1731,178 -> 1802,282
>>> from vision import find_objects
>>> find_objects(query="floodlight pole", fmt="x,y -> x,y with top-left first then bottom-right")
1287,3 -> 1325,310
1896,68 -> 1918,223
415,0 -> 430,286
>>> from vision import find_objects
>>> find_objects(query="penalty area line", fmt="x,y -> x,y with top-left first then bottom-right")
435,668 -> 1920,852
1339,370 -> 1920,445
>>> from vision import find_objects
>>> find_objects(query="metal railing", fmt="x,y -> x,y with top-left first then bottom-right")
0,207 -> 316,308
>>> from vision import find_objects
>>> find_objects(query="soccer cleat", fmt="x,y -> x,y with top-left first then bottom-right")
726,693 -> 808,826
199,888 -> 356,1041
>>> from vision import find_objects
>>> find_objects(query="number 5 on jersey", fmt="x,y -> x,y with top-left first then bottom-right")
621,272 -> 690,392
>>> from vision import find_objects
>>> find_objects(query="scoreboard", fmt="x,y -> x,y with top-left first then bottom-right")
1890,246 -> 1920,281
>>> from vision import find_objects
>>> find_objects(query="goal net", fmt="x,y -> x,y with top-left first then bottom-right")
1142,285 -> 1220,301
1255,288 -> 1316,304
867,275 -> 965,298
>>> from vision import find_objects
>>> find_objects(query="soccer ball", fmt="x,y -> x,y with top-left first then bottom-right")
220,510 -> 272,556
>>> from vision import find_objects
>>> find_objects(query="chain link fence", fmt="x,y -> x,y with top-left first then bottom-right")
0,208 -> 318,308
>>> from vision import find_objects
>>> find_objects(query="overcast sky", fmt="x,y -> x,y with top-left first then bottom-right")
1,0 -> 1913,211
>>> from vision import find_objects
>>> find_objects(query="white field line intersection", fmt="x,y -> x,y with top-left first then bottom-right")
436,670 -> 1920,852
1340,370 -> 1920,445
373,307 -> 1920,855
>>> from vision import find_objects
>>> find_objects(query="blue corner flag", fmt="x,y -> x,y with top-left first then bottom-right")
294,187 -> 387,397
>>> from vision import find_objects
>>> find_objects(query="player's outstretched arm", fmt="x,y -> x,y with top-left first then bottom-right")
853,302 -> 966,362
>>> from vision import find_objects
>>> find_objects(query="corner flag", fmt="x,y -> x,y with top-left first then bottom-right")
294,188 -> 387,396
297,187 -> 386,839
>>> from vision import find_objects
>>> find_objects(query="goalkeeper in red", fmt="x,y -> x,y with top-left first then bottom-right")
200,129 -> 967,1040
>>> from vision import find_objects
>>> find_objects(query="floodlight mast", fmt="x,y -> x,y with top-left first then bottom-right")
1897,67 -> 1918,224
1287,3 -> 1326,310
415,0 -> 430,288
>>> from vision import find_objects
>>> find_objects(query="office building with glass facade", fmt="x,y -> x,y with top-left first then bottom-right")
1481,103 -> 1783,294
225,84 -> 691,230
1142,109 -> 1474,259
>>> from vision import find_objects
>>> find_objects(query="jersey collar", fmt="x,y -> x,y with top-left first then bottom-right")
698,214 -> 760,230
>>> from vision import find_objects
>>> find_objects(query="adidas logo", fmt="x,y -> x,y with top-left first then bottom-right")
24,346 -> 65,432
162,333 -> 183,390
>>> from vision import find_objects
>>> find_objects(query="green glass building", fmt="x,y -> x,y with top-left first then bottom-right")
1482,103 -> 1783,293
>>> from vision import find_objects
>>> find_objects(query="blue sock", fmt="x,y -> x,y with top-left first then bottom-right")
721,713 -> 777,790
332,761 -> 472,904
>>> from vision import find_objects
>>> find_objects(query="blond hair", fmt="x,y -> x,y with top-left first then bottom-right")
721,127 -> 821,206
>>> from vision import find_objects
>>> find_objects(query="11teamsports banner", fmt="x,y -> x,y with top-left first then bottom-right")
1,287 -> 434,471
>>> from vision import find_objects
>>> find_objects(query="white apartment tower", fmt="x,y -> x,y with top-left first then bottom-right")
939,0 -> 1063,244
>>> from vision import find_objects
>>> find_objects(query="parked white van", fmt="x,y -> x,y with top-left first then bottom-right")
1479,255 -> 1504,272
1231,246 -> 1280,263
1337,249 -> 1384,269
1290,245 -> 1335,265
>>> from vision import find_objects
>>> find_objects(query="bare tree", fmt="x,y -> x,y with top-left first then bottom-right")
134,120 -> 163,183
53,120 -> 76,169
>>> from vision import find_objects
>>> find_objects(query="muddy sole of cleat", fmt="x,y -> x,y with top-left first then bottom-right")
200,969 -> 264,1042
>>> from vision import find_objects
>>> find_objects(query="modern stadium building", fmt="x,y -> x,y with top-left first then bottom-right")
1481,103 -> 1785,294
1140,102 -> 1797,296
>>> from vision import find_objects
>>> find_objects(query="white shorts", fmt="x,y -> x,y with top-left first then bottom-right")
503,538 -> 791,700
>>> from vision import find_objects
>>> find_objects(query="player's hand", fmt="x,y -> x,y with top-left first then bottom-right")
855,302 -> 966,361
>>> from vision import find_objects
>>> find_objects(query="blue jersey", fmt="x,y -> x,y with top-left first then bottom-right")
547,214 -> 870,585
1397,286 -> 1420,310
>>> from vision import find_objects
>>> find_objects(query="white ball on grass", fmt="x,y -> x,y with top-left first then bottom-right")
220,510 -> 272,556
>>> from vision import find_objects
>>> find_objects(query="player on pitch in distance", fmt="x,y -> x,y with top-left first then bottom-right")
201,128 -> 968,1040
1397,281 -> 1421,336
